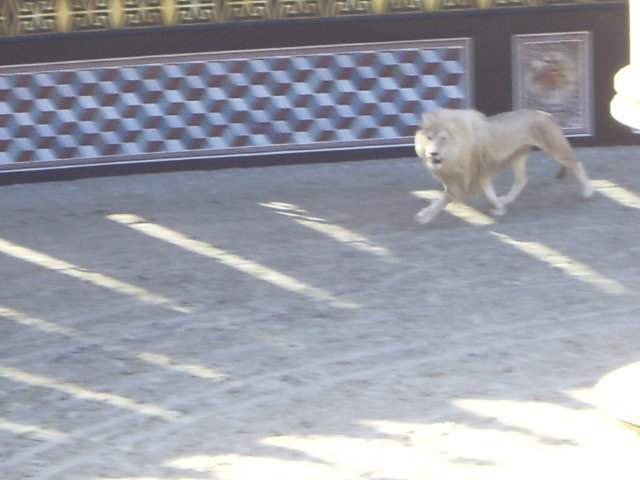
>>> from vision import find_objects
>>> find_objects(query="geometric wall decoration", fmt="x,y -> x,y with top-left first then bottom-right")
0,39 -> 473,170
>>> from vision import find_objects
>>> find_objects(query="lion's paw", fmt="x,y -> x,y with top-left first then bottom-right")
490,205 -> 507,217
581,184 -> 595,200
415,208 -> 436,225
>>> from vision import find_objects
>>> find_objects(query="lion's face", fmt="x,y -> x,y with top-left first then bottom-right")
414,126 -> 454,170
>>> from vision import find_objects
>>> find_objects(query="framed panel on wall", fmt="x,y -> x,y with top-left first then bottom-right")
0,39 -> 474,170
512,31 -> 594,137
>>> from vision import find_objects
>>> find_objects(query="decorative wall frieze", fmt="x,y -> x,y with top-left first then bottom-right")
0,0 -> 624,38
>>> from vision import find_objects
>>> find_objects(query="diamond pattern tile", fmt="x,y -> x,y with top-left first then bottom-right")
0,39 -> 473,169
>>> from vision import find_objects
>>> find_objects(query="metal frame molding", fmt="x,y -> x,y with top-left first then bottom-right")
0,39 -> 473,170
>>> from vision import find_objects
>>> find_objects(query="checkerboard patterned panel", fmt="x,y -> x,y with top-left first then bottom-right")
0,39 -> 473,169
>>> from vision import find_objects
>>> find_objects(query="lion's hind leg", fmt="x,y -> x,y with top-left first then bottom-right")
572,162 -> 595,199
499,148 -> 530,206
547,146 -> 594,199
534,116 -> 594,199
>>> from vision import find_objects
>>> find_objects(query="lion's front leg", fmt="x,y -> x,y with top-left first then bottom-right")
415,191 -> 451,224
480,179 -> 507,216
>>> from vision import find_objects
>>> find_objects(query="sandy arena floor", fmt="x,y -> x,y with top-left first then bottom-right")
1,146 -> 640,479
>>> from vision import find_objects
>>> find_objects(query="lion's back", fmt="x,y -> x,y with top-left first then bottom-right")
485,109 -> 563,156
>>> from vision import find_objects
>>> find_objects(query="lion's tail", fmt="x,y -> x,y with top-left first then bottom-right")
556,166 -> 567,179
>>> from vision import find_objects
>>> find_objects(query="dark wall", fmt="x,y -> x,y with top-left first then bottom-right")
1,2 -> 635,177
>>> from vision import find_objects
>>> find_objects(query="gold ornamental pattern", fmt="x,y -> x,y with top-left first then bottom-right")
0,0 -> 623,38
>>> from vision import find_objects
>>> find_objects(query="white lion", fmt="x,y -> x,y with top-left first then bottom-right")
413,108 -> 594,225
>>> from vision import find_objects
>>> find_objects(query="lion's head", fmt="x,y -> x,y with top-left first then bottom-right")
414,110 -> 463,170
414,125 -> 452,170
414,109 -> 485,172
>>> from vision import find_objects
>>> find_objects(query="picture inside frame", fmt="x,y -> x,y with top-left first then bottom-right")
512,32 -> 593,136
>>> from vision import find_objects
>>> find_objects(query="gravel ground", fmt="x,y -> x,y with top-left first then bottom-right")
1,146 -> 640,479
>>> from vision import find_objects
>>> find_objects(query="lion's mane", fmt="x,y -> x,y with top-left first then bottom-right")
417,108 -> 508,201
